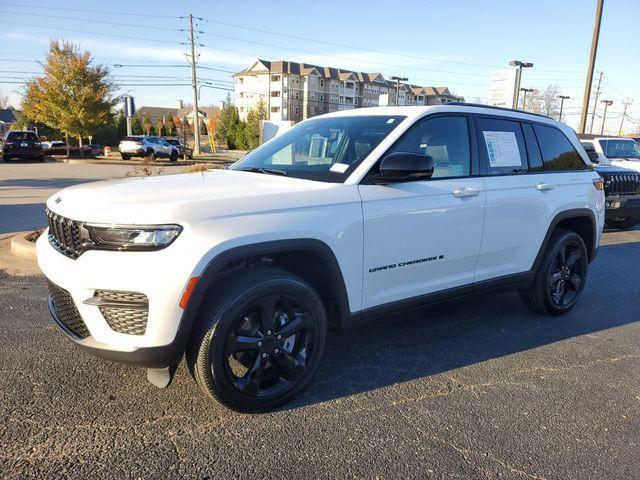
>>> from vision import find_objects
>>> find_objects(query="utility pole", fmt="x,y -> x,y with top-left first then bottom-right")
579,0 -> 604,133
557,95 -> 570,123
186,13 -> 202,155
509,60 -> 533,109
619,99 -> 632,136
600,100 -> 613,135
589,71 -> 603,134
520,88 -> 534,111
391,76 -> 408,106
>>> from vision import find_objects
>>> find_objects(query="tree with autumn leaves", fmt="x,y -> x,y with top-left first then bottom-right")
21,41 -> 116,156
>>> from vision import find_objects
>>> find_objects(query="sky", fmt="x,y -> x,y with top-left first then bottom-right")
1,0 -> 638,135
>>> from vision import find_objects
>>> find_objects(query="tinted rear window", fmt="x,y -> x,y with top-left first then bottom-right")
124,136 -> 142,141
7,132 -> 38,142
166,139 -> 179,145
533,125 -> 587,171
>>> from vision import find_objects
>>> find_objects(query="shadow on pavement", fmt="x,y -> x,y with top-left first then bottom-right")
290,242 -> 640,409
0,203 -> 46,234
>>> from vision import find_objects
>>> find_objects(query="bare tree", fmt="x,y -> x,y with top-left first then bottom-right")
0,93 -> 9,109
539,84 -> 560,117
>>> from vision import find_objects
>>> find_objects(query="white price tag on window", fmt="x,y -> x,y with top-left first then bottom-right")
330,163 -> 349,173
483,131 -> 522,168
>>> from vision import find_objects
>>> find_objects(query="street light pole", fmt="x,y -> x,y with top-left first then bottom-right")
390,76 -> 408,106
509,60 -> 533,109
520,88 -> 534,111
186,13 -> 202,155
579,0 -> 605,133
600,100 -> 613,135
557,95 -> 570,122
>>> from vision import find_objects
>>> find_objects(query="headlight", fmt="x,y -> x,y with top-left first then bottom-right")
83,224 -> 182,251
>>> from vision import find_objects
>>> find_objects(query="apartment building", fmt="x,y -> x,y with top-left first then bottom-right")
233,59 -> 463,122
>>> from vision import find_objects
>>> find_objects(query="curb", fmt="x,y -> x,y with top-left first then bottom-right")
10,232 -> 37,260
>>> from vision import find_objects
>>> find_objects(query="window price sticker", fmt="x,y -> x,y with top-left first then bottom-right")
483,131 -> 522,167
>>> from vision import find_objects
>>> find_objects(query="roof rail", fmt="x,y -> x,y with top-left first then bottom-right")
447,102 -> 553,120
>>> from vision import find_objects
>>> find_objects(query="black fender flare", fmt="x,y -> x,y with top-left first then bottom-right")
531,208 -> 598,273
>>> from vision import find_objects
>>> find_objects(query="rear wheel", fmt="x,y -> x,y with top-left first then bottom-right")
145,149 -> 156,162
520,229 -> 588,316
170,150 -> 178,162
605,216 -> 639,230
187,267 -> 327,412
2,155 -> 10,162
121,153 -> 130,160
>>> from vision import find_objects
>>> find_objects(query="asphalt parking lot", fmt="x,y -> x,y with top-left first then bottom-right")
1,160 -> 640,478
1,241 -> 639,479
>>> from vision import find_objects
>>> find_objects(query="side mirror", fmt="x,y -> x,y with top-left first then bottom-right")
371,152 -> 435,184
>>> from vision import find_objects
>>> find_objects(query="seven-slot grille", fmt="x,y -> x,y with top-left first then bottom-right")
47,279 -> 90,339
46,208 -> 84,259
94,290 -> 149,336
601,172 -> 640,196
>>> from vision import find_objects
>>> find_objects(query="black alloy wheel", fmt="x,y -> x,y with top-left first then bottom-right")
520,229 -> 589,316
223,293 -> 316,398
187,267 -> 327,412
548,240 -> 586,309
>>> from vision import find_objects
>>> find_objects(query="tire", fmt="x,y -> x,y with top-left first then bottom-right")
38,155 -> 45,162
605,216 -> 639,230
121,153 -> 130,161
520,229 -> 588,316
170,150 -> 178,162
186,267 -> 328,413
2,155 -> 9,162
146,149 -> 156,162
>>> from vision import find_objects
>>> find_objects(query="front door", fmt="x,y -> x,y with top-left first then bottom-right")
359,114 -> 485,310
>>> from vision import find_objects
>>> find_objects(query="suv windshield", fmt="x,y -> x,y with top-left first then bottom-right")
599,139 -> 640,160
230,115 -> 406,182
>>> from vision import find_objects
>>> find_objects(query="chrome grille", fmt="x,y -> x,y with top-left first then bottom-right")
47,280 -> 90,339
94,290 -> 149,336
46,208 -> 84,259
601,172 -> 640,196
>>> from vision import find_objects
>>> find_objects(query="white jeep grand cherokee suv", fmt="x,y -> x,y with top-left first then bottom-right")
38,105 -> 605,412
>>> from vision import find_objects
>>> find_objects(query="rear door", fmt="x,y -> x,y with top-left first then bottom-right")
474,116 -> 550,281
359,114 -> 486,309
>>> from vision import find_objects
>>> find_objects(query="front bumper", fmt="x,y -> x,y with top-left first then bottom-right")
37,229 -> 201,367
604,194 -> 640,219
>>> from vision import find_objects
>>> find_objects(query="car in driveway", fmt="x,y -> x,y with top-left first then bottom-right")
1,130 -> 44,162
118,136 -> 180,161
38,104 -> 604,412
582,142 -> 640,229
42,140 -> 67,156
580,136 -> 640,173
165,138 -> 193,159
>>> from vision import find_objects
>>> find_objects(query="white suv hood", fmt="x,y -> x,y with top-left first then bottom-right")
610,158 -> 640,173
47,169 -> 349,224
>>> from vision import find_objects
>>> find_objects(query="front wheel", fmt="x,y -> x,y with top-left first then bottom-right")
605,216 -> 639,230
145,149 -> 156,162
520,229 -> 588,316
121,153 -> 130,160
187,267 -> 327,412
169,150 -> 178,162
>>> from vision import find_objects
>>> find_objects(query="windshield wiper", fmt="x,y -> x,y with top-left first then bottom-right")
237,167 -> 288,176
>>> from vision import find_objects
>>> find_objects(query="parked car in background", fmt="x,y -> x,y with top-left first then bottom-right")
43,140 -> 67,156
165,138 -> 193,159
582,141 -> 640,230
118,135 -> 179,161
579,136 -> 640,173
1,130 -> 44,162
39,105 -> 604,412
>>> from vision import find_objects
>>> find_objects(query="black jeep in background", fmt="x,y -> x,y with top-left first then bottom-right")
1,130 -> 44,162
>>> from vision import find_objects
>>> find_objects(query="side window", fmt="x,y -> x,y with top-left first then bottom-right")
533,124 -> 586,171
390,116 -> 470,178
476,117 -> 528,175
522,123 -> 544,171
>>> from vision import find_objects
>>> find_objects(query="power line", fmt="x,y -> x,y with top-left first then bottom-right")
0,2 -> 177,19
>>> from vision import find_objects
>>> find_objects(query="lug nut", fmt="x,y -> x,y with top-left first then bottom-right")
261,352 -> 267,358
257,341 -> 262,347
274,348 -> 280,354
267,330 -> 272,335
277,334 -> 282,340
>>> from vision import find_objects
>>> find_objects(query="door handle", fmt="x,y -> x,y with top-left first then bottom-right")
452,187 -> 480,198
535,183 -> 554,191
